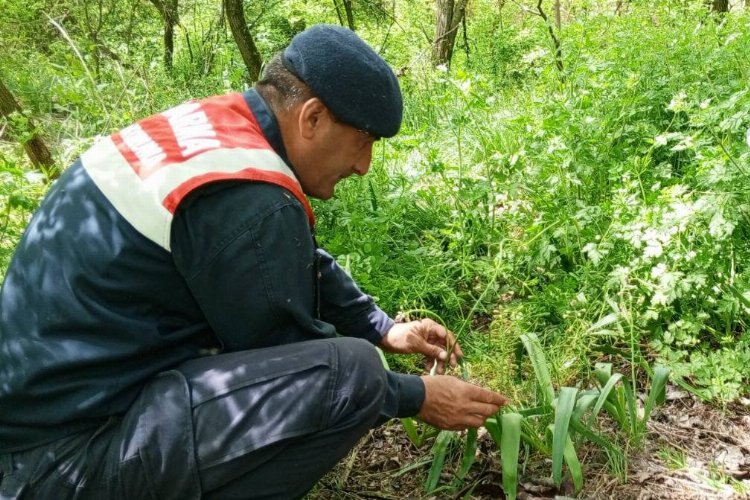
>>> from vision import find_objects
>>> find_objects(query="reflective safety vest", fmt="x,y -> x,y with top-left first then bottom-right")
81,93 -> 315,251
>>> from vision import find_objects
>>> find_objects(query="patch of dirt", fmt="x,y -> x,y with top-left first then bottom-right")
309,393 -> 750,499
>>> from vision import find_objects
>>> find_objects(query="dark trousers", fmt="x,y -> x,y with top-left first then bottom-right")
0,337 -> 387,499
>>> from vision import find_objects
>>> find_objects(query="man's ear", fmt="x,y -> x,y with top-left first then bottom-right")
297,97 -> 329,140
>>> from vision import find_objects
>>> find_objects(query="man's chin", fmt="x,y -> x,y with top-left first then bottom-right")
303,186 -> 335,200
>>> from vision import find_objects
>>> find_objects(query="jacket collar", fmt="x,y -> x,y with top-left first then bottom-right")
243,89 -> 291,167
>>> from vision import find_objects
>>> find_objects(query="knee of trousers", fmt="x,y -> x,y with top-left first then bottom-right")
327,337 -> 387,425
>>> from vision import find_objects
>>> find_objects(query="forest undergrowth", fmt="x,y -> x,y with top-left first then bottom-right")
1,0 -> 749,497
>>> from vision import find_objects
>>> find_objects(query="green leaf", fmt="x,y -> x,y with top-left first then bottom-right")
593,362 -> 613,387
500,413 -> 523,500
569,416 -> 625,465
572,393 -> 598,422
425,430 -> 454,493
563,434 -> 584,493
641,366 -> 670,430
728,284 -> 750,309
587,313 -> 619,333
552,387 -> 578,487
518,404 -> 554,418
520,333 -> 555,405
591,373 -> 623,424
623,380 -> 639,436
400,417 -> 422,447
453,428 -> 478,486
484,417 -> 502,446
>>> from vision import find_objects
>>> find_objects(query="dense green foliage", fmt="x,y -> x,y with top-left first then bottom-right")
1,0 -> 749,492
321,3 -> 750,405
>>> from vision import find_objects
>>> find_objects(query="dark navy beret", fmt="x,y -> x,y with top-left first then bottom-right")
282,24 -> 403,138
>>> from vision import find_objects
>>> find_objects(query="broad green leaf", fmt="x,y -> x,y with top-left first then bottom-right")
518,405 -> 554,418
520,333 -> 555,405
425,430 -> 453,493
573,392 -> 598,422
552,387 -> 578,487
594,362 -> 613,387
642,366 -> 670,429
400,417 -> 422,447
454,428 -> 478,486
501,413 -> 523,500
563,434 -> 583,493
602,400 -> 626,428
547,423 -> 584,493
484,417 -> 502,446
586,313 -> 619,333
591,373 -> 623,424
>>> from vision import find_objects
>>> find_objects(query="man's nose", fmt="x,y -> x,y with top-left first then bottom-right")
352,143 -> 374,176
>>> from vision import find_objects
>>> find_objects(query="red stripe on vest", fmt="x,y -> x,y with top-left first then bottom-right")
111,94 -> 273,180
163,169 -> 316,227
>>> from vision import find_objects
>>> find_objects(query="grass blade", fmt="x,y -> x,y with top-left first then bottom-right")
569,416 -> 625,465
520,333 -> 555,405
728,284 -> 750,309
425,430 -> 453,493
501,413 -> 523,500
552,387 -> 578,487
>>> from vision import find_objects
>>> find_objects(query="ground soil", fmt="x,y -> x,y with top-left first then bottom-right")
309,393 -> 750,499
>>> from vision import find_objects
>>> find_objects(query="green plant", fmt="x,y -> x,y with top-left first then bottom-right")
592,362 -> 671,447
657,446 -> 687,471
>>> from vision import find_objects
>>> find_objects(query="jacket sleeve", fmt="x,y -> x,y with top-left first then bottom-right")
316,248 -> 395,344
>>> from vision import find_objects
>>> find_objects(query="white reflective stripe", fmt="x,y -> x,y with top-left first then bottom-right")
81,139 -> 301,252
143,147 -> 296,201
82,137 -> 174,250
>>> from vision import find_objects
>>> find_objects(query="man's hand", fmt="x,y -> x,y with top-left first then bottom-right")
418,375 -> 508,430
380,318 -> 463,374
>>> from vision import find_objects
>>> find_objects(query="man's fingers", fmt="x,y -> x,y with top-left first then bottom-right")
464,385 -> 509,407
465,401 -> 505,418
416,338 -> 447,361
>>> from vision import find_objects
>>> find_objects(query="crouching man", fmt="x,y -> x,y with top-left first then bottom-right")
0,25 -> 507,499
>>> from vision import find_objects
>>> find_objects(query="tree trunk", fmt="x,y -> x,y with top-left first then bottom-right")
0,76 -> 55,176
342,0 -> 355,31
553,0 -> 561,29
148,0 -> 179,70
711,0 -> 729,12
536,0 -> 564,75
432,0 -> 469,67
333,0 -> 355,31
224,0 -> 262,83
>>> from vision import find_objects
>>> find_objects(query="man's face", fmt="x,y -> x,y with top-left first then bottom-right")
289,101 -> 377,200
